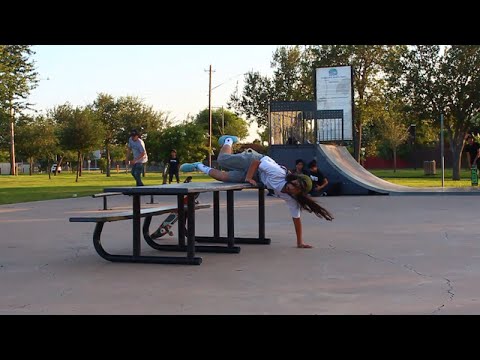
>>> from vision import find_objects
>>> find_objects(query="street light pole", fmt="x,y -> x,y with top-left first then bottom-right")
9,99 -> 15,176
208,65 -> 213,167
221,106 -> 224,134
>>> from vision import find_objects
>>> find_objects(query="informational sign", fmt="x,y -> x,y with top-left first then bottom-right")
315,66 -> 353,141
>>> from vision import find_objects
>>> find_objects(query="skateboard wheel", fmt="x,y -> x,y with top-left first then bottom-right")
168,231 -> 174,236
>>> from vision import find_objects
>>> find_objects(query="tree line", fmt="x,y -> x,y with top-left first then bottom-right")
3,45 -> 480,181
229,45 -> 480,179
0,46 -> 249,181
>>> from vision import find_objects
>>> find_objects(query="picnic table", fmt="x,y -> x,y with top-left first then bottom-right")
100,181 -> 271,265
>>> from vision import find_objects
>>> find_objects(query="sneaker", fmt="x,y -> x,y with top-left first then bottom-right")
218,135 -> 239,146
180,162 -> 202,173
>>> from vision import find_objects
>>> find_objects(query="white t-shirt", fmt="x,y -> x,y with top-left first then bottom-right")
128,138 -> 148,164
258,156 -> 301,218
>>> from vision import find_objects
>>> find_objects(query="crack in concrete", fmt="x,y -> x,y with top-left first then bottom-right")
39,263 -> 56,278
60,288 -> 73,297
328,244 -> 455,314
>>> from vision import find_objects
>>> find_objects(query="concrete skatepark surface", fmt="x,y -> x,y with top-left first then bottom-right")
1,190 -> 480,314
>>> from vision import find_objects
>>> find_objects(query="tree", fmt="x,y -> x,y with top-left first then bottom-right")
193,108 -> 249,156
58,106 -> 105,182
373,100 -> 410,172
230,45 -> 403,162
229,46 -> 311,130
229,71 -> 274,129
114,96 -> 171,146
0,45 -> 39,175
393,45 -> 480,180
15,115 -> 58,175
50,103 -> 76,176
0,109 -> 8,151
146,121 -> 207,165
303,45 -> 398,162
92,93 -> 121,177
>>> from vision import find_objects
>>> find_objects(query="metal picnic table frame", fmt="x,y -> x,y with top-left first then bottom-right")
104,182 -> 271,265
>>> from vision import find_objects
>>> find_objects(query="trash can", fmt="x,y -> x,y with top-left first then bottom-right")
423,160 -> 436,175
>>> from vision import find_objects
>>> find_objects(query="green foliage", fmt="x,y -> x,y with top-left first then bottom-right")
0,109 -> 9,150
229,71 -> 273,128
114,96 -> 171,145
193,108 -> 249,156
391,45 -> 480,179
0,45 -> 39,173
97,158 -> 107,172
146,121 -> 208,164
108,144 -> 126,162
0,45 -> 39,112
0,150 -> 9,162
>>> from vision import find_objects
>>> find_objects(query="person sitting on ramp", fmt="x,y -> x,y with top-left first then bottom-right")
180,135 -> 333,249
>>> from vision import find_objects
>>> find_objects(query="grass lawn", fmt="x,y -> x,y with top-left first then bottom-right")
0,171 -> 215,205
0,168 -> 477,205
370,168 -> 475,187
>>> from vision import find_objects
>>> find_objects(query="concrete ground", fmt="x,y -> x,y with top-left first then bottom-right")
1,190 -> 479,314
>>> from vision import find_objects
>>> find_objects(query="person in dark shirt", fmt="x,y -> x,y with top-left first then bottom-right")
307,160 -> 328,197
167,149 -> 180,184
464,134 -> 480,168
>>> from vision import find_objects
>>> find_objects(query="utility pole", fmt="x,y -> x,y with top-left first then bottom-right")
441,114 -> 445,188
221,106 -> 224,134
206,65 -> 214,167
9,99 -> 16,176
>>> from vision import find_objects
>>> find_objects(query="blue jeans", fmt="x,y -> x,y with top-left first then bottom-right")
217,150 -> 264,182
131,163 -> 144,186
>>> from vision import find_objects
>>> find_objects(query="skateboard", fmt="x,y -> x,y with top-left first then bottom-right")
150,176 -> 198,240
162,163 -> 170,185
152,213 -> 178,238
472,165 -> 478,186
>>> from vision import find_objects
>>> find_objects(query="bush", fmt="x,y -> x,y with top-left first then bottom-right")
97,158 -> 107,173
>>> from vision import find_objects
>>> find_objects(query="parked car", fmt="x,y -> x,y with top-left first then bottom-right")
51,164 -> 62,173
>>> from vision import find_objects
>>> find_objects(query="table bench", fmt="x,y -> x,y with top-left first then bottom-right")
70,204 -> 210,265
91,192 -> 123,210
102,182 -> 271,265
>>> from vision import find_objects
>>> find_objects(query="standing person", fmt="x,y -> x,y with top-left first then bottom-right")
167,149 -> 180,184
180,135 -> 333,249
307,160 -> 329,197
464,134 -> 480,168
126,129 -> 148,186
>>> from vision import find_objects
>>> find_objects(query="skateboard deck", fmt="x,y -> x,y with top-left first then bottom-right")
151,176 -> 197,239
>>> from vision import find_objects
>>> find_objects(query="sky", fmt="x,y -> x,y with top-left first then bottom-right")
28,45 -> 280,142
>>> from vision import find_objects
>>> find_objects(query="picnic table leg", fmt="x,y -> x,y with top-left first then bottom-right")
213,191 -> 220,240
132,194 -> 141,256
186,193 -> 196,259
226,190 -> 234,248
103,196 -> 108,211
258,187 -> 265,241
177,194 -> 186,247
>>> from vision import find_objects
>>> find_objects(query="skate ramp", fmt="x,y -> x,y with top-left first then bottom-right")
268,144 -> 480,195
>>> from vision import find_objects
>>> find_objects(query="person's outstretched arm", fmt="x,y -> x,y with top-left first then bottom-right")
244,159 -> 261,186
315,178 -> 329,192
293,217 -> 312,248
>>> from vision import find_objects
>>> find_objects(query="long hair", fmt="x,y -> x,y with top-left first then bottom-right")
294,193 -> 333,221
285,173 -> 333,221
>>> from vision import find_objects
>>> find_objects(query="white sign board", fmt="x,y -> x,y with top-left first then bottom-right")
315,66 -> 353,141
